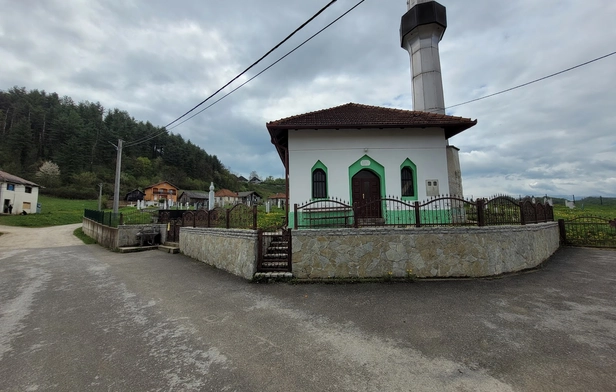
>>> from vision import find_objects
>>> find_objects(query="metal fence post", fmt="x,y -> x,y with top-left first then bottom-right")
293,204 -> 298,230
477,199 -> 485,227
253,205 -> 258,230
414,202 -> 421,227
558,219 -> 566,245
226,209 -> 230,229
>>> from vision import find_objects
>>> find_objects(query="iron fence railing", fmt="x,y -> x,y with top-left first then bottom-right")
559,215 -> 616,248
294,195 -> 554,229
158,205 -> 258,230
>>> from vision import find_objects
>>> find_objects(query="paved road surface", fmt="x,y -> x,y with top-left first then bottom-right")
0,225 -> 615,391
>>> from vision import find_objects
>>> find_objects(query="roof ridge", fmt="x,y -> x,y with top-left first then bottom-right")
266,102 -> 474,125
267,102 -> 358,125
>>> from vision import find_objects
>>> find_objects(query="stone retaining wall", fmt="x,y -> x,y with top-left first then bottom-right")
82,218 -> 166,250
180,228 -> 258,280
83,218 -> 119,250
291,223 -> 559,279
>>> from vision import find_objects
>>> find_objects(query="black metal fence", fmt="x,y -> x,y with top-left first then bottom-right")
84,209 -> 123,227
559,215 -> 616,248
159,205 -> 258,242
294,195 -> 554,229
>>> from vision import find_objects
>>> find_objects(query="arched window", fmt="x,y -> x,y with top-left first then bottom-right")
312,169 -> 327,199
401,167 -> 415,197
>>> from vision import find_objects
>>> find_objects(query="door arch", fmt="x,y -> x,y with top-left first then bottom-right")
352,169 -> 382,219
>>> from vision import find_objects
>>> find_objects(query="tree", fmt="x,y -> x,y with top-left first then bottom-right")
36,160 -> 61,187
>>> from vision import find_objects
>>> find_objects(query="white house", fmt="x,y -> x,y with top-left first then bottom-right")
0,170 -> 40,214
266,103 -> 476,226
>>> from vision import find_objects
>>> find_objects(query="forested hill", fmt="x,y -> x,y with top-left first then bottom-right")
0,87 -> 239,199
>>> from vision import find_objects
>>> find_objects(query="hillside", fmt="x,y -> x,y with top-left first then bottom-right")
0,87 -> 241,199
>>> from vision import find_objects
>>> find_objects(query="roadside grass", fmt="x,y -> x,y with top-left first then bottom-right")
0,195 -> 97,227
73,227 -> 97,244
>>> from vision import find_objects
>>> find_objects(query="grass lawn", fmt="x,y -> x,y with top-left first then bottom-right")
0,195 -> 97,227
553,204 -> 616,220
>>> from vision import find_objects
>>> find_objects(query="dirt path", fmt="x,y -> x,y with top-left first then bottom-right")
0,223 -> 83,249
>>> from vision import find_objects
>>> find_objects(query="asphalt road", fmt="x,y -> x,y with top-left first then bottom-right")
0,225 -> 615,391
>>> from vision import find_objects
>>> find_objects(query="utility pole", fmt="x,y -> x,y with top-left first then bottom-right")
112,139 -> 123,214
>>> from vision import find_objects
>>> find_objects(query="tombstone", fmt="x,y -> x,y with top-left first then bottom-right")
266,201 -> 271,213
209,182 -> 215,210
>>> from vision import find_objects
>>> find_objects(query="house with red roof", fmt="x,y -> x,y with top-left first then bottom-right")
266,103 -> 477,227
214,189 -> 238,207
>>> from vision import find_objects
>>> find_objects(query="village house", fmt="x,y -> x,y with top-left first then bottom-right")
178,190 -> 209,207
237,191 -> 262,206
0,170 -> 40,215
125,189 -> 145,202
214,189 -> 238,206
144,181 -> 179,205
268,192 -> 287,209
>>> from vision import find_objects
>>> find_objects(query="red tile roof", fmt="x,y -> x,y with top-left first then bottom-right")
215,189 -> 238,198
268,193 -> 286,199
266,102 -> 477,164
267,103 -> 476,135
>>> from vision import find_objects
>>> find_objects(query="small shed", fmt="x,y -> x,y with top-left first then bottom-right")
178,190 -> 209,206
125,189 -> 145,202
237,191 -> 262,206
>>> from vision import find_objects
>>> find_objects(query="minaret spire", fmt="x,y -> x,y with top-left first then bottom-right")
400,0 -> 447,114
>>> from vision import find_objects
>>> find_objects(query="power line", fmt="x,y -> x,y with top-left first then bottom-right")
167,0 -> 367,132
167,0 -> 338,130
125,0 -> 366,147
445,50 -> 616,111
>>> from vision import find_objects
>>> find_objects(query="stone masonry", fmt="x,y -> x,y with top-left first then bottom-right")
180,228 -> 259,280
291,223 -> 560,279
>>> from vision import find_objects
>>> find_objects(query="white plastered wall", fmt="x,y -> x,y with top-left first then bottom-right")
287,128 -> 450,207
0,183 -> 39,214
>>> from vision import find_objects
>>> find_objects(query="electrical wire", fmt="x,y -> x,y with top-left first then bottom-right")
124,0 -> 366,147
444,50 -> 616,111
167,0 -> 367,132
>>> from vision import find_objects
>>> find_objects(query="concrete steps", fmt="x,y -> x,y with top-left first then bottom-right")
118,242 -> 179,254
158,242 -> 180,254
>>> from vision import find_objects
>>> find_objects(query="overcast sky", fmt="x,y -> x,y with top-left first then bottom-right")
1,0 -> 615,198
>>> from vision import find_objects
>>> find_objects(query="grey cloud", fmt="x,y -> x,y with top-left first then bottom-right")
1,0 -> 614,196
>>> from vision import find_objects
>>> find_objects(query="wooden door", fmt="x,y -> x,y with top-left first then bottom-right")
352,170 -> 381,219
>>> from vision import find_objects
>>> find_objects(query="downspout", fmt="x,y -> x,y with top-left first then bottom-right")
282,144 -> 290,227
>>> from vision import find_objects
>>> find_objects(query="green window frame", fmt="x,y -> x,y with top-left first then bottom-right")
311,161 -> 328,199
400,159 -> 418,201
